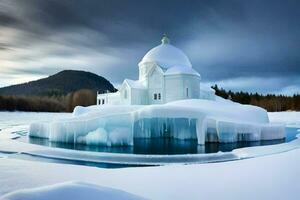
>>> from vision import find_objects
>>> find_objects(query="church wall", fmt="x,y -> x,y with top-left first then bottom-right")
97,92 -> 121,105
120,84 -> 132,105
131,89 -> 148,105
164,75 -> 183,102
106,93 -> 121,105
138,65 -> 147,81
182,75 -> 200,99
147,67 -> 164,104
165,74 -> 200,103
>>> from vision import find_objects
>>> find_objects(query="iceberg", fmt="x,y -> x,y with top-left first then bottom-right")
29,97 -> 285,146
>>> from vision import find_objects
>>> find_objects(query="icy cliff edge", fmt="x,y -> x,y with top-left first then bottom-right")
29,98 -> 285,146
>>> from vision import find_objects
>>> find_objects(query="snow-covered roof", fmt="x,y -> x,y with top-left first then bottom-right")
164,66 -> 200,77
200,84 -> 215,92
124,79 -> 146,89
139,36 -> 192,69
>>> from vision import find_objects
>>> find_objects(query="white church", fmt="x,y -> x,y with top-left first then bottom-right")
97,35 -> 215,106
30,35 -> 286,146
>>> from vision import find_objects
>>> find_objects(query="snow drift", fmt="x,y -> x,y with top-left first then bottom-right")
1,181 -> 143,200
29,97 -> 285,146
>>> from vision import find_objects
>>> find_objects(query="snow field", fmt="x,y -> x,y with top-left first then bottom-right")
1,181 -> 143,200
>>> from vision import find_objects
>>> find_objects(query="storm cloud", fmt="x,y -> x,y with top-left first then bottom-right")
0,0 -> 299,94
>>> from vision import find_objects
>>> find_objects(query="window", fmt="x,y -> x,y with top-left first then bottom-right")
124,90 -> 127,99
98,99 -> 101,105
102,99 -> 105,104
186,88 -> 189,97
153,93 -> 161,100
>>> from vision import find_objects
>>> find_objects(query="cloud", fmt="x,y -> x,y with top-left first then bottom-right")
0,0 -> 299,94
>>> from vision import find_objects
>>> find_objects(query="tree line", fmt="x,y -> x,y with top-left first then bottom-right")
212,85 -> 300,111
1,86 -> 299,112
0,89 -> 96,112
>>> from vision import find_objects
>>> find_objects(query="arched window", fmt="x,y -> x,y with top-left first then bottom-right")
154,93 -> 157,100
158,93 -> 161,100
124,90 -> 127,99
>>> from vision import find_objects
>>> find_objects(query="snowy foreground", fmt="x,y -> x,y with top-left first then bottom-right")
29,97 -> 285,146
0,138 -> 300,199
0,111 -> 300,199
1,182 -> 142,200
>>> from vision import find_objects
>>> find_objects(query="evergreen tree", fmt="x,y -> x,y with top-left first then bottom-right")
211,85 -> 299,111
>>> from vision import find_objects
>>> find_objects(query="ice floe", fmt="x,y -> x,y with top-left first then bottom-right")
29,97 -> 285,146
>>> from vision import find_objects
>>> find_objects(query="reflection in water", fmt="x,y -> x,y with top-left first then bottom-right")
25,128 -> 297,155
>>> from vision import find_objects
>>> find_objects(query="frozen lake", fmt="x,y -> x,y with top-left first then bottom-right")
1,112 -> 300,199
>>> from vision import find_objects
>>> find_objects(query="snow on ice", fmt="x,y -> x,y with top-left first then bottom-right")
29,97 -> 285,146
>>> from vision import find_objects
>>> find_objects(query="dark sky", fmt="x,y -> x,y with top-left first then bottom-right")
0,0 -> 299,94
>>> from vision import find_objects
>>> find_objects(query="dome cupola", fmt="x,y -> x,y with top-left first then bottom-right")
139,35 -> 192,69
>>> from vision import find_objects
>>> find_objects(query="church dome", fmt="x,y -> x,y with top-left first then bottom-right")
139,35 -> 192,69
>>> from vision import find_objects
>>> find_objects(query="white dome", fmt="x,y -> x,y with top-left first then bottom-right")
139,36 -> 192,69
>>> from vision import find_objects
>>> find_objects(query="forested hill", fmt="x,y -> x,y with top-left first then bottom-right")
0,70 -> 116,96
212,85 -> 300,112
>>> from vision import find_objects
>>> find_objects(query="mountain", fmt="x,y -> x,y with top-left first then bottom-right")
0,70 -> 116,96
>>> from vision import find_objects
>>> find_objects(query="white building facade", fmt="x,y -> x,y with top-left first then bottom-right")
97,35 -> 215,106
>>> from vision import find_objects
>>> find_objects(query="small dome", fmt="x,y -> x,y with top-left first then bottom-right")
139,36 -> 192,69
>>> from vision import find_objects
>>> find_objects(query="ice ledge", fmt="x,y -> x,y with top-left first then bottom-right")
29,98 -> 285,146
234,133 -> 300,158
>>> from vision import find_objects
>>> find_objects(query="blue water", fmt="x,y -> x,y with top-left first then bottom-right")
24,127 -> 298,155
